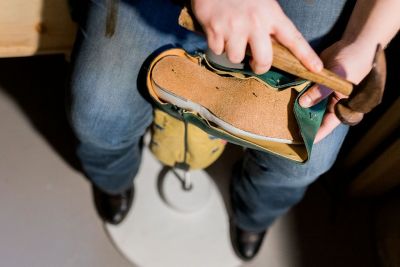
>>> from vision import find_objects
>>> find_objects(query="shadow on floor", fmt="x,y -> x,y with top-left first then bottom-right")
0,54 -> 378,267
0,55 -> 82,172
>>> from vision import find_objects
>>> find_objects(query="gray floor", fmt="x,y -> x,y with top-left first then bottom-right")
0,55 -> 377,267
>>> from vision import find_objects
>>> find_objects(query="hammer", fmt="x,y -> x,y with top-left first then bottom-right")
178,6 -> 387,126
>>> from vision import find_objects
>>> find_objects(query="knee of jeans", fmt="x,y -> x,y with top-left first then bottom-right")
282,156 -> 337,188
247,150 -> 335,188
70,97 -> 152,150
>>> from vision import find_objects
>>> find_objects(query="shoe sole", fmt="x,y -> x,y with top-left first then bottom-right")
151,55 -> 303,144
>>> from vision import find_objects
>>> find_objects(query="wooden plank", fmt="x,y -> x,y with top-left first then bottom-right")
0,0 -> 77,57
349,139 -> 400,196
376,194 -> 400,267
344,98 -> 400,168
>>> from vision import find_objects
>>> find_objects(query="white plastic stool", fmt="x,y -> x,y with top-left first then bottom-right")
105,146 -> 242,267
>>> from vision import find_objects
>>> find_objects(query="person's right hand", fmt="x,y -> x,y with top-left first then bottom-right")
191,0 -> 323,74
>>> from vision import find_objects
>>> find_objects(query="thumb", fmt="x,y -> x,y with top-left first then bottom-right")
299,84 -> 332,108
299,65 -> 344,108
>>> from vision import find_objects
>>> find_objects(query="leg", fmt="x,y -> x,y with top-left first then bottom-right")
68,0 -> 205,194
232,124 -> 349,232
232,0 -> 353,232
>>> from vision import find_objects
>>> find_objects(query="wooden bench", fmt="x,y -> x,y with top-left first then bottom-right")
0,0 -> 76,57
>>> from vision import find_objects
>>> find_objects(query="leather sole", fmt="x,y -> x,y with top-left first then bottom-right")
151,55 -> 303,144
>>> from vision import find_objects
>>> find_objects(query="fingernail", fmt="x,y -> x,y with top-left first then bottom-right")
299,95 -> 312,107
312,59 -> 323,72
254,65 -> 269,75
255,69 -> 266,75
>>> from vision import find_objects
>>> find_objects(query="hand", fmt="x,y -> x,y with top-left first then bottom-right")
191,0 -> 323,74
299,40 -> 376,143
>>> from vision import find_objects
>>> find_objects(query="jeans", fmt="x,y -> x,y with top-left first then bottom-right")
68,0 -> 352,231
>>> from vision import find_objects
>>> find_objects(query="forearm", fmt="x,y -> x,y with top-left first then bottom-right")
342,0 -> 400,49
299,0 -> 399,140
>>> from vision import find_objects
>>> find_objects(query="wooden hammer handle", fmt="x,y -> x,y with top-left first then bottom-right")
179,7 -> 354,96
271,42 -> 353,96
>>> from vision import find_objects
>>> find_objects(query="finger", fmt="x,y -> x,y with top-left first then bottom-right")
314,112 -> 341,143
205,28 -> 225,55
248,32 -> 272,74
299,84 -> 333,108
327,93 -> 342,112
225,34 -> 248,64
273,17 -> 323,73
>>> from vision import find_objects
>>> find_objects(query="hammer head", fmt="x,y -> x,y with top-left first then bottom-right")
335,45 -> 387,125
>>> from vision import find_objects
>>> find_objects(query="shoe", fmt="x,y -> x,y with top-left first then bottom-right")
148,48 -> 329,164
231,224 -> 267,261
92,185 -> 134,225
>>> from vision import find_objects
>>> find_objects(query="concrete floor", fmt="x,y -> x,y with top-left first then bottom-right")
0,55 -> 377,267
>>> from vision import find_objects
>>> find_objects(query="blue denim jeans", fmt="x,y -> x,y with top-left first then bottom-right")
68,0 -> 351,231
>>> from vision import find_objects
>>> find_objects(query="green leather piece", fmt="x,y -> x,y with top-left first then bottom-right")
203,55 -> 306,90
293,89 -> 328,161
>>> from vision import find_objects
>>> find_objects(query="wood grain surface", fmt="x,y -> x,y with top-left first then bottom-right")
0,0 -> 76,57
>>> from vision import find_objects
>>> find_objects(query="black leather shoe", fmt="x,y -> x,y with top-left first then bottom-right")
92,185 -> 134,225
231,224 -> 267,261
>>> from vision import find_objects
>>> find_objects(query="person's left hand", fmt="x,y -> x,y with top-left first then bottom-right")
298,40 -> 377,143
